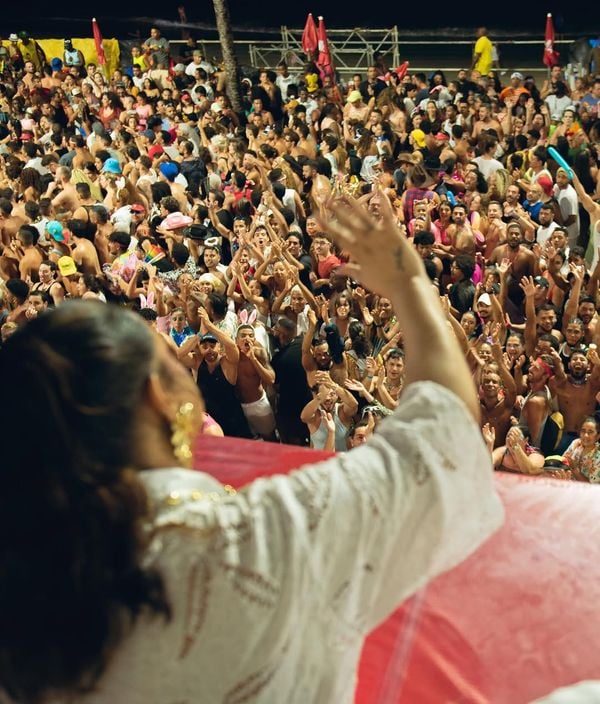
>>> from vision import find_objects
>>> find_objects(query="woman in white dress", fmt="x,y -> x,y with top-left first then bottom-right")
0,195 -> 502,703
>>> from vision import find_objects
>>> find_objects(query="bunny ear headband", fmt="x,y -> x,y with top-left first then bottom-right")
236,308 -> 257,336
139,291 -> 156,310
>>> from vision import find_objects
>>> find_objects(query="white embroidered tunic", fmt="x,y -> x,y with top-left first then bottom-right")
73,382 -> 504,704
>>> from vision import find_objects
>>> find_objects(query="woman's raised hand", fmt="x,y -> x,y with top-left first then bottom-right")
318,192 -> 425,299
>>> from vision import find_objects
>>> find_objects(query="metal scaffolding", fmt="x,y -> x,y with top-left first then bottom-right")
249,26 -> 400,75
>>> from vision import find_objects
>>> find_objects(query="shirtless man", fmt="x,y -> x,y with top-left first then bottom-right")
158,162 -> 189,213
235,323 -> 277,440
472,103 -> 503,141
446,203 -> 476,256
479,342 -> 517,447
490,221 -> 538,318
550,348 -> 600,452
302,160 -> 331,211
519,353 -> 555,450
302,308 -> 348,387
90,205 -> 113,265
68,219 -> 102,275
15,225 -> 43,282
521,276 -> 563,355
483,201 -> 506,259
0,198 -> 25,249
71,136 -> 93,170
240,151 -> 262,185
48,166 -> 79,216
4,278 -> 30,326
300,375 -> 358,452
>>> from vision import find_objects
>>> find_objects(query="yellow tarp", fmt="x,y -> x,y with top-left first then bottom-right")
37,38 -> 120,78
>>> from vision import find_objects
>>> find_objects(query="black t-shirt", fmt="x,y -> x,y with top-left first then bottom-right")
298,253 -> 313,291
271,336 -> 311,416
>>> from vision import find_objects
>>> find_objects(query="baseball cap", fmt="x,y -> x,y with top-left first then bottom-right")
199,333 -> 218,344
141,129 -> 155,141
71,87 -> 82,96
9,34 -> 18,42
57,256 -> 77,277
347,90 -> 362,103
174,63 -> 185,72
147,144 -> 164,160
101,158 -> 122,174
411,129 -> 426,149
534,276 -> 550,289
51,58 -> 63,71
511,72 -> 524,80
159,162 -> 179,181
477,292 -> 492,306
46,220 -> 64,241
130,204 -> 146,213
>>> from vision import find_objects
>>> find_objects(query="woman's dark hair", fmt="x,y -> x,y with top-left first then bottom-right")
208,292 -> 227,317
453,254 -> 476,281
79,273 -> 101,293
150,181 -> 171,204
0,302 -> 169,703
172,242 -> 190,267
348,320 -> 372,357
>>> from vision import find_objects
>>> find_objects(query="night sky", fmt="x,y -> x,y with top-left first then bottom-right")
4,0 -> 592,37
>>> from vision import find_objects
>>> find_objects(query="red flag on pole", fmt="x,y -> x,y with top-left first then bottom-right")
543,12 -> 559,68
316,15 -> 334,82
301,13 -> 318,57
92,17 -> 106,66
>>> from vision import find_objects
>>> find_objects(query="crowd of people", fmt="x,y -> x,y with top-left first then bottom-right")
0,26 -> 600,480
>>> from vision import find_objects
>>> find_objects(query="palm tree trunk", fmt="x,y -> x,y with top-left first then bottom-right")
211,0 -> 243,114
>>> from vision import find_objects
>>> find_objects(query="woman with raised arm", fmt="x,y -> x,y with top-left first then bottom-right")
0,194 -> 502,704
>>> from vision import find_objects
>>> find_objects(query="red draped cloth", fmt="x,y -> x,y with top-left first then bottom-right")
194,436 -> 600,704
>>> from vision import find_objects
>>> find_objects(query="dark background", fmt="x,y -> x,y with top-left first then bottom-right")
1,0 -> 597,38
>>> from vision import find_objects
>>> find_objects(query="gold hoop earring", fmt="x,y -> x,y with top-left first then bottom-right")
171,402 -> 195,467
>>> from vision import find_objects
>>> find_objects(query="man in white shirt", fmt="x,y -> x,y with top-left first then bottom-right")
275,62 -> 295,102
536,202 -> 559,247
473,134 -> 503,179
185,50 -> 215,77
554,168 -> 580,248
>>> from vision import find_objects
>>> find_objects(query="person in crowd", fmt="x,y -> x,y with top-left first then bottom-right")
0,26 -> 596,484
0,180 -> 502,701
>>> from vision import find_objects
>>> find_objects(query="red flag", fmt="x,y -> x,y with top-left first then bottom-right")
543,12 -> 559,68
316,15 -> 334,82
92,17 -> 106,66
301,13 -> 318,57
